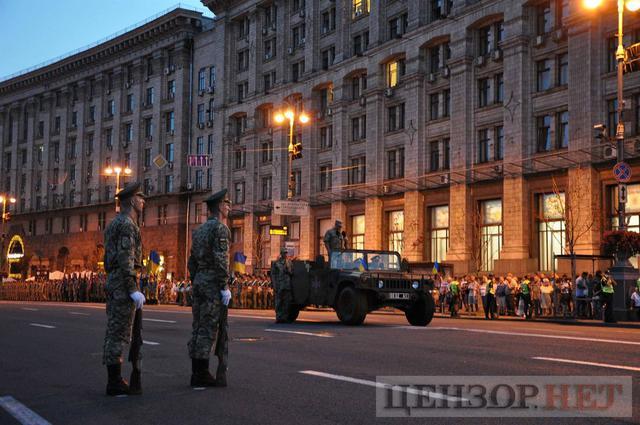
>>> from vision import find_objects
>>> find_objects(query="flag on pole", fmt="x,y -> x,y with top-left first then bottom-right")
432,260 -> 439,275
149,250 -> 161,275
233,252 -> 247,274
356,257 -> 368,272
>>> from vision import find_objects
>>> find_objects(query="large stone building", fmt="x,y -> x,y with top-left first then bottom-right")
0,8 -> 216,278
3,0 -> 640,278
200,0 -> 640,275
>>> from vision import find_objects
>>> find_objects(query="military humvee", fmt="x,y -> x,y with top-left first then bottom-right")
282,249 -> 435,326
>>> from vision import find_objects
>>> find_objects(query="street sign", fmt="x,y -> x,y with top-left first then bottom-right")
269,225 -> 288,236
153,154 -> 168,169
273,200 -> 309,216
619,183 -> 628,204
187,154 -> 211,167
613,162 -> 632,183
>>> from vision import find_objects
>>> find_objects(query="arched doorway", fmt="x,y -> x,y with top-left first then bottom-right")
7,235 -> 25,278
57,247 -> 70,272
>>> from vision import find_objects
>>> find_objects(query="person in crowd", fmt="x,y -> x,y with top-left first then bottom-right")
631,285 -> 640,321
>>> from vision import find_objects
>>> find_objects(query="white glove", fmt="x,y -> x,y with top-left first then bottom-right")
221,289 -> 231,306
130,291 -> 146,310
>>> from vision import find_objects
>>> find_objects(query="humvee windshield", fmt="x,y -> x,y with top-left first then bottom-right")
329,251 -> 401,272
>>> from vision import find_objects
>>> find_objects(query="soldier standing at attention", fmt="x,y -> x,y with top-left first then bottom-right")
271,247 -> 293,323
102,183 -> 146,396
187,189 -> 232,387
323,220 -> 344,259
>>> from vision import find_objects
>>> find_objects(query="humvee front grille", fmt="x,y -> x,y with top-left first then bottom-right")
382,279 -> 411,290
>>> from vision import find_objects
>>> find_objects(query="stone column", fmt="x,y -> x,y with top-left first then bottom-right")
403,190 -> 425,262
365,197 -> 383,250
243,213 -> 256,273
447,183 -> 473,274
299,209 -> 316,261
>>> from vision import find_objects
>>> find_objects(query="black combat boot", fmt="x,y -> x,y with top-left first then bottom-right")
190,358 -> 217,387
128,370 -> 142,395
106,364 -> 129,396
215,360 -> 227,387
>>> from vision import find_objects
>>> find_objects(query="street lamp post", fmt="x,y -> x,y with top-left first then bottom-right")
0,194 -> 17,275
273,108 -> 310,199
104,166 -> 132,212
585,0 -> 640,231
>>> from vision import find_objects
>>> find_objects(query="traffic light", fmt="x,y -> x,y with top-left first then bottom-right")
292,142 -> 303,160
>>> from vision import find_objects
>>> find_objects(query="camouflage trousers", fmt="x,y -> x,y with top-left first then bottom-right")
275,288 -> 292,322
188,279 -> 225,359
103,288 -> 136,365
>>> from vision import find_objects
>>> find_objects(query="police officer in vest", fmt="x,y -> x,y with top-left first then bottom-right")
520,275 -> 532,319
323,220 -> 344,259
187,189 -> 232,387
601,272 -> 616,323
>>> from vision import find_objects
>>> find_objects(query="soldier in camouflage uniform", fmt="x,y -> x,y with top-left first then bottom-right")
102,183 -> 146,396
271,247 -> 293,323
323,220 -> 345,259
187,189 -> 232,387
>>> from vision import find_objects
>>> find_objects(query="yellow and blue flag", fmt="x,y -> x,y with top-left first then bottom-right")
233,251 -> 247,274
432,260 -> 439,275
357,257 -> 368,272
148,250 -> 161,275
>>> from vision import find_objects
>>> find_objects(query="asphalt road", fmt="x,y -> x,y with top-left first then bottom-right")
0,301 -> 638,425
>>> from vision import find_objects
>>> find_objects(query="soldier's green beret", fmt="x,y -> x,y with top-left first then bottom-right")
205,188 -> 229,209
335,220 -> 343,227
116,182 -> 144,200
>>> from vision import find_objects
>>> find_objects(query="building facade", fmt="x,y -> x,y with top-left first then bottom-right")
0,8 -> 216,278
3,0 -> 640,279
201,0 -> 640,275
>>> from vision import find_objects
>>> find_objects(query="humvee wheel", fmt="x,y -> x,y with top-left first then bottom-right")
336,286 -> 367,325
285,305 -> 300,323
405,293 -> 435,326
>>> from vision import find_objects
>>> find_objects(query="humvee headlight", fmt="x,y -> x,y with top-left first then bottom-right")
378,280 -> 384,289
412,281 -> 419,289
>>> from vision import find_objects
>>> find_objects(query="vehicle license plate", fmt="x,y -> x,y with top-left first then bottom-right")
388,292 -> 410,300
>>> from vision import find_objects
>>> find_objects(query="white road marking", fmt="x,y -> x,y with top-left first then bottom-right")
403,326 -> 640,346
29,323 -> 55,329
230,314 -> 323,323
532,357 -> 640,372
265,329 -> 333,338
142,318 -> 176,324
21,308 -> 39,311
0,395 -> 52,425
69,312 -> 89,316
300,371 -> 467,403
143,340 -> 160,346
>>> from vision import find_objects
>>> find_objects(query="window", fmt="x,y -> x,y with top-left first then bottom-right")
166,111 -> 175,132
234,181 -> 245,204
144,118 -> 153,139
292,170 -> 302,196
478,21 -> 503,56
495,74 -> 504,103
352,0 -> 370,19
54,116 -> 61,133
194,203 -> 203,224
353,32 -> 369,56
430,0 -> 452,22
351,74 -> 367,99
165,175 -> 174,193
539,193 -> 566,271
557,111 -> 569,149
430,206 -> 449,262
98,212 -> 106,231
388,13 -> 408,40
126,94 -> 134,112
429,94 -> 439,120
320,165 -> 332,192
105,129 -> 113,149
387,148 -> 405,179
536,1 -> 552,36
351,116 -> 366,141
387,103 -> 405,132
443,138 -> 450,170
208,135 -> 214,154
195,169 -> 204,190
558,0 -> 570,26
292,60 -> 305,82
495,126 -> 504,160
237,81 -> 249,101
386,59 -> 405,87
607,99 -> 618,137
209,66 -> 216,88
443,89 -> 451,117
388,211 -> 404,256
165,143 -> 175,162
265,4 -> 277,28
321,46 -> 336,70
144,148 -> 151,169
264,38 -> 276,61
145,87 -> 154,106
196,136 -> 205,155
429,141 -> 440,172
480,199 -> 503,272
234,115 -> 247,136
478,129 -> 490,163
351,215 -> 365,250
157,205 -> 168,225
237,16 -> 250,38
71,111 -> 78,127
197,104 -> 205,125
167,80 -> 176,98
292,24 -> 306,48
606,37 -> 617,73
320,125 -> 333,149
261,176 -> 272,200
536,115 -> 552,152
146,57 -> 153,76
88,107 -> 95,123
321,8 -> 336,34
124,123 -> 133,142
261,141 -> 273,163
198,68 -> 206,91
478,78 -> 490,107
349,156 -> 366,185
238,50 -> 249,72
557,53 -> 568,86
263,71 -> 276,92
234,147 -> 246,169
536,59 -> 552,91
